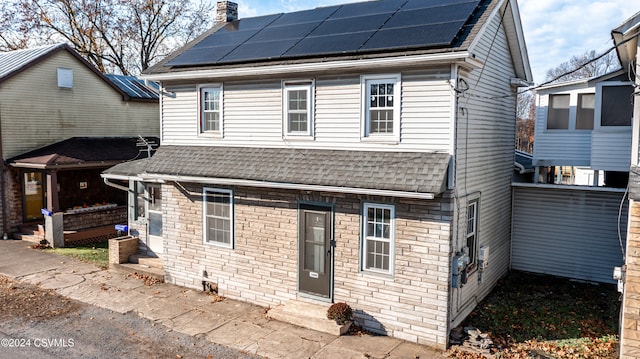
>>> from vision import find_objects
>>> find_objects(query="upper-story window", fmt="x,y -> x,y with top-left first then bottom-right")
547,94 -> 570,130
576,93 -> 595,130
601,85 -> 633,127
200,85 -> 223,135
283,81 -> 314,138
362,74 -> 401,141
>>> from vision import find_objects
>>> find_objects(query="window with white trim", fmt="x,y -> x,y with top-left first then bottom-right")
200,85 -> 222,134
283,81 -> 313,137
362,203 -> 395,274
362,75 -> 400,140
203,188 -> 233,248
466,200 -> 479,272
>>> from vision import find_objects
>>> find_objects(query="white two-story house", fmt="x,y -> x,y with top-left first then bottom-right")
102,0 -> 531,349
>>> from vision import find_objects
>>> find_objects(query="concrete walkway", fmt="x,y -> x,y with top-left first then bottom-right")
0,240 -> 447,359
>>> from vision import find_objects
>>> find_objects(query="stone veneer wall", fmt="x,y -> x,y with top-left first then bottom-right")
162,183 -> 452,349
622,200 -> 640,359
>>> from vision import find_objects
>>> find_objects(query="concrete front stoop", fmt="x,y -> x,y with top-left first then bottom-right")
266,300 -> 351,336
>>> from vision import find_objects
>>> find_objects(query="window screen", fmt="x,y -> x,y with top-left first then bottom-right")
601,85 -> 633,126
576,93 -> 594,130
547,94 -> 570,129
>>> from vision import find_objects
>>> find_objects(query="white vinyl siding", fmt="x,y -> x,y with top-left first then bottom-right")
591,130 -> 632,171
512,186 -> 626,284
450,12 -> 516,326
159,70 -> 452,152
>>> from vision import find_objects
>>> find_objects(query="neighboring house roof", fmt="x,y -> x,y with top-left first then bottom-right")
144,0 -> 531,82
0,43 -> 157,102
514,150 -> 533,174
104,146 -> 450,199
612,10 -> 640,71
104,74 -> 159,101
8,137 -> 159,170
535,69 -> 628,94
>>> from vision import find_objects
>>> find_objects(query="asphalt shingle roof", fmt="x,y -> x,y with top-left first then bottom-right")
104,146 -> 450,196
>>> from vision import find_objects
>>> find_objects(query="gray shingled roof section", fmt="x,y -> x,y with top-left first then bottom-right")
0,44 -> 63,80
105,146 -> 450,195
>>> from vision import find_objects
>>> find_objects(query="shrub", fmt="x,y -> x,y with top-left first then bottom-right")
327,302 -> 353,325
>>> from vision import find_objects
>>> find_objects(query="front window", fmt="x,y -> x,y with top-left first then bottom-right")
547,94 -> 570,129
601,85 -> 633,127
284,82 -> 313,137
200,85 -> 222,133
362,203 -> 395,274
466,200 -> 479,272
203,188 -> 233,248
362,75 -> 400,139
576,93 -> 595,130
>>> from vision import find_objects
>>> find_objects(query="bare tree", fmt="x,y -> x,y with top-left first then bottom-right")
3,0 -> 216,75
544,49 -> 620,83
516,91 -> 535,153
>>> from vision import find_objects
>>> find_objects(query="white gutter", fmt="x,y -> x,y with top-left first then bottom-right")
141,173 -> 437,200
141,52 -> 478,81
102,177 -> 130,192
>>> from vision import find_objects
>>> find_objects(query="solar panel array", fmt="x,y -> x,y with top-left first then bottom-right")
105,74 -> 160,100
167,0 -> 481,67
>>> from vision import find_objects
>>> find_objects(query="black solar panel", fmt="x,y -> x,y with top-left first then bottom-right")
383,3 -> 479,29
286,31 -> 376,57
310,13 -> 392,36
361,22 -> 467,51
329,0 -> 405,19
166,0 -> 482,67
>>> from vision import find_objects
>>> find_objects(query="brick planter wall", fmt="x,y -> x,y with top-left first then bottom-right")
162,183 -> 452,349
108,236 -> 139,264
63,206 -> 127,231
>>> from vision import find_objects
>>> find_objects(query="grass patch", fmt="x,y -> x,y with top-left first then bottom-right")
457,271 -> 620,358
48,242 -> 109,269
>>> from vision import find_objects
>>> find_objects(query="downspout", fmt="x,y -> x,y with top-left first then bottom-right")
0,104 -> 8,236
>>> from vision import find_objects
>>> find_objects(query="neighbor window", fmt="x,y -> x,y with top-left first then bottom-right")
547,94 -> 570,129
601,85 -> 633,127
466,200 -> 479,272
284,81 -> 313,137
362,203 -> 395,274
576,93 -> 595,130
362,75 -> 400,139
57,68 -> 73,88
203,188 -> 233,248
200,85 -> 222,134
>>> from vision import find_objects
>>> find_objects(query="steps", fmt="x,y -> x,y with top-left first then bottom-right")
110,252 -> 164,282
266,300 -> 351,336
14,224 -> 45,243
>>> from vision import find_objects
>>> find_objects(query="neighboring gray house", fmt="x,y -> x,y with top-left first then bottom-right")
510,71 -> 632,285
103,0 -> 531,348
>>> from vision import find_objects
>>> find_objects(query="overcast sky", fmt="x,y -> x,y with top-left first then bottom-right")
235,0 -> 638,84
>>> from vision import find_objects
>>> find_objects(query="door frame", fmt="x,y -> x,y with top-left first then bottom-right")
22,170 -> 46,223
297,201 -> 334,301
146,183 -> 163,256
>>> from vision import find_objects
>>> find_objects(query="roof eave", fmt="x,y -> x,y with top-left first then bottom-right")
140,51 -> 477,81
140,173 -> 437,200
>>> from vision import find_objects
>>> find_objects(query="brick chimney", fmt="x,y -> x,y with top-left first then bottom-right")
216,1 -> 238,23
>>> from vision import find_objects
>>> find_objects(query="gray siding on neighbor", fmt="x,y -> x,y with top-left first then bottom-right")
511,185 -> 626,284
